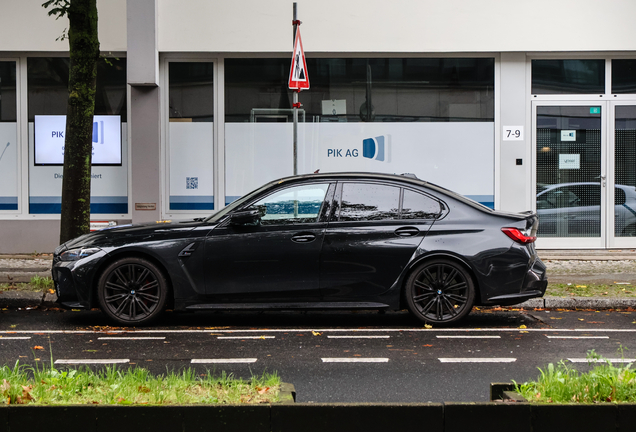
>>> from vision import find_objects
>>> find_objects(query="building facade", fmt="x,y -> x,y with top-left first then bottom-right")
1,0 -> 635,252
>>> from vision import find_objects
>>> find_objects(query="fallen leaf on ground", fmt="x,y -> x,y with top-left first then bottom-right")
33,346 -> 44,350
424,324 -> 433,329
312,331 -> 321,336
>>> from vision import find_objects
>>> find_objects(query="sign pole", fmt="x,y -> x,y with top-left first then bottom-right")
292,2 -> 298,176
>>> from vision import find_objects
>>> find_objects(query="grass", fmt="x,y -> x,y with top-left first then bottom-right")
0,361 -> 282,405
0,276 -> 55,293
546,283 -> 636,298
514,350 -> 636,403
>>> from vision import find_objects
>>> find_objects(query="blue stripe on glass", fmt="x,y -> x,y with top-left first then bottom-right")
29,196 -> 128,214
169,196 -> 214,211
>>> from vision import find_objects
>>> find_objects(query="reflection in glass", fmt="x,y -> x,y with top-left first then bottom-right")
225,58 -> 494,123
535,106 -> 601,237
402,189 -> 441,219
531,60 -> 605,94
339,183 -> 400,221
250,184 -> 329,225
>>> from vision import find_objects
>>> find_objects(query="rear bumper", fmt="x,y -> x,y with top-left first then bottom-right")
479,251 -> 548,306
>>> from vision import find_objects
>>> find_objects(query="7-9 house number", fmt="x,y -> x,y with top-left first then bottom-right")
503,126 -> 524,141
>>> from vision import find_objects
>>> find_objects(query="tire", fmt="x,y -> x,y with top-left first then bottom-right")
405,258 -> 475,325
97,257 -> 168,326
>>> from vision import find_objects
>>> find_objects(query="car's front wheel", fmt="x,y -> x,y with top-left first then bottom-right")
97,257 -> 168,326
405,259 -> 475,325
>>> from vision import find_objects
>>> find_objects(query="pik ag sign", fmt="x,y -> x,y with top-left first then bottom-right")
327,135 -> 391,163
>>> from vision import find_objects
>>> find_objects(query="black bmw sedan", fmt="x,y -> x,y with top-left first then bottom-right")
52,172 -> 547,326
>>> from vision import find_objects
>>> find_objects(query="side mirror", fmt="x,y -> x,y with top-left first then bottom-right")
230,209 -> 261,226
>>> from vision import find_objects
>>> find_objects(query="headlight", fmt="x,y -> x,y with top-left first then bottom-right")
59,247 -> 101,261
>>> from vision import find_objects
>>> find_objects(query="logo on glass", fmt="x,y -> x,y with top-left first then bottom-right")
93,121 -> 104,144
362,135 -> 390,162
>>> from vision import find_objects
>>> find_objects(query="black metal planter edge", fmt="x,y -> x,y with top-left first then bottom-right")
1,386 -> 636,432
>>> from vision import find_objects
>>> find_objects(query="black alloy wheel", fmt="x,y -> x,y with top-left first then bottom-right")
97,257 -> 168,325
405,259 -> 475,325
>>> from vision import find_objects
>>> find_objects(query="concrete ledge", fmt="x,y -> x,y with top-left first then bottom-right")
517,297 -> 636,309
2,403 -> 636,432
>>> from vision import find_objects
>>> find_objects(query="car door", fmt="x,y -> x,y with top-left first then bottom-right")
204,182 -> 333,302
319,181 -> 441,300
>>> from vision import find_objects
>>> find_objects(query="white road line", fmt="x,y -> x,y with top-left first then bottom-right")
98,337 -> 166,340
191,358 -> 257,364
216,336 -> 275,340
54,359 -> 130,364
567,358 -> 636,363
3,328 -> 636,334
321,358 -> 389,363
546,336 -> 609,339
0,337 -> 31,340
439,358 -> 516,363
436,336 -> 501,339
327,336 -> 390,339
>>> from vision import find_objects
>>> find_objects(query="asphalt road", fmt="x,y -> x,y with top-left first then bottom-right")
1,307 -> 635,403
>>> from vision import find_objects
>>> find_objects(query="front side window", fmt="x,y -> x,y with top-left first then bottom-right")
249,183 -> 329,226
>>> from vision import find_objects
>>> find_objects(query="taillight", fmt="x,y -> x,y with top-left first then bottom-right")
501,227 -> 536,244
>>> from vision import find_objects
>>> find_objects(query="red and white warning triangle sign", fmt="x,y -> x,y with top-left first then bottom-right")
288,26 -> 309,90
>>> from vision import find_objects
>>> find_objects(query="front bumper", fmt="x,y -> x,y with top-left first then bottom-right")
51,249 -> 107,309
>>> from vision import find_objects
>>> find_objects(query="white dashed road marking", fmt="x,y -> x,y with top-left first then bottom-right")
567,358 -> 636,363
327,336 -> 390,339
191,358 -> 258,364
546,336 -> 609,339
98,337 -> 166,340
438,358 -> 516,363
321,358 -> 389,363
436,336 -> 501,339
55,359 -> 130,364
216,336 -> 275,340
0,337 -> 31,340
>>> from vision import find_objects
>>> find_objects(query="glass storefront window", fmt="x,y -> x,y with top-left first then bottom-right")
167,62 -> 214,211
531,60 -> 605,94
0,61 -> 17,211
27,57 -> 128,214
224,57 -> 496,211
225,58 -> 494,123
612,60 -> 636,94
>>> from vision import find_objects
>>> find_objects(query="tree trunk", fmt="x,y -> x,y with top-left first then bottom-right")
59,0 -> 100,244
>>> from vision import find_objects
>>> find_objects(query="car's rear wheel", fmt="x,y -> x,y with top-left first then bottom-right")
405,259 -> 475,325
97,257 -> 168,326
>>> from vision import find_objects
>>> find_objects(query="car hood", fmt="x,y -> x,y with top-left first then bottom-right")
59,218 -> 212,251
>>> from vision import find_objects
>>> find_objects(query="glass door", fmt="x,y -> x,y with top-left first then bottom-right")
533,102 -> 606,248
610,103 -> 636,247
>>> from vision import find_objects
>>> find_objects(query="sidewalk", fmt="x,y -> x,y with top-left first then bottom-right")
1,250 -> 636,310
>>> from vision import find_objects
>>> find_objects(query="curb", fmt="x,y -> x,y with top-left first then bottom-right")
517,297 -> 636,309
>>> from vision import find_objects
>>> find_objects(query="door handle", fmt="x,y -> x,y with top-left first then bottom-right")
394,227 -> 420,237
291,233 -> 316,243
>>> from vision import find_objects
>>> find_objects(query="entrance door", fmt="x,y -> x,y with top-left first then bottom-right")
610,103 -> 636,246
533,101 -> 636,248
533,102 -> 606,248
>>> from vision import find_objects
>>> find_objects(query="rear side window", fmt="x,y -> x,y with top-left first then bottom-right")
402,189 -> 442,219
339,183 -> 400,221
